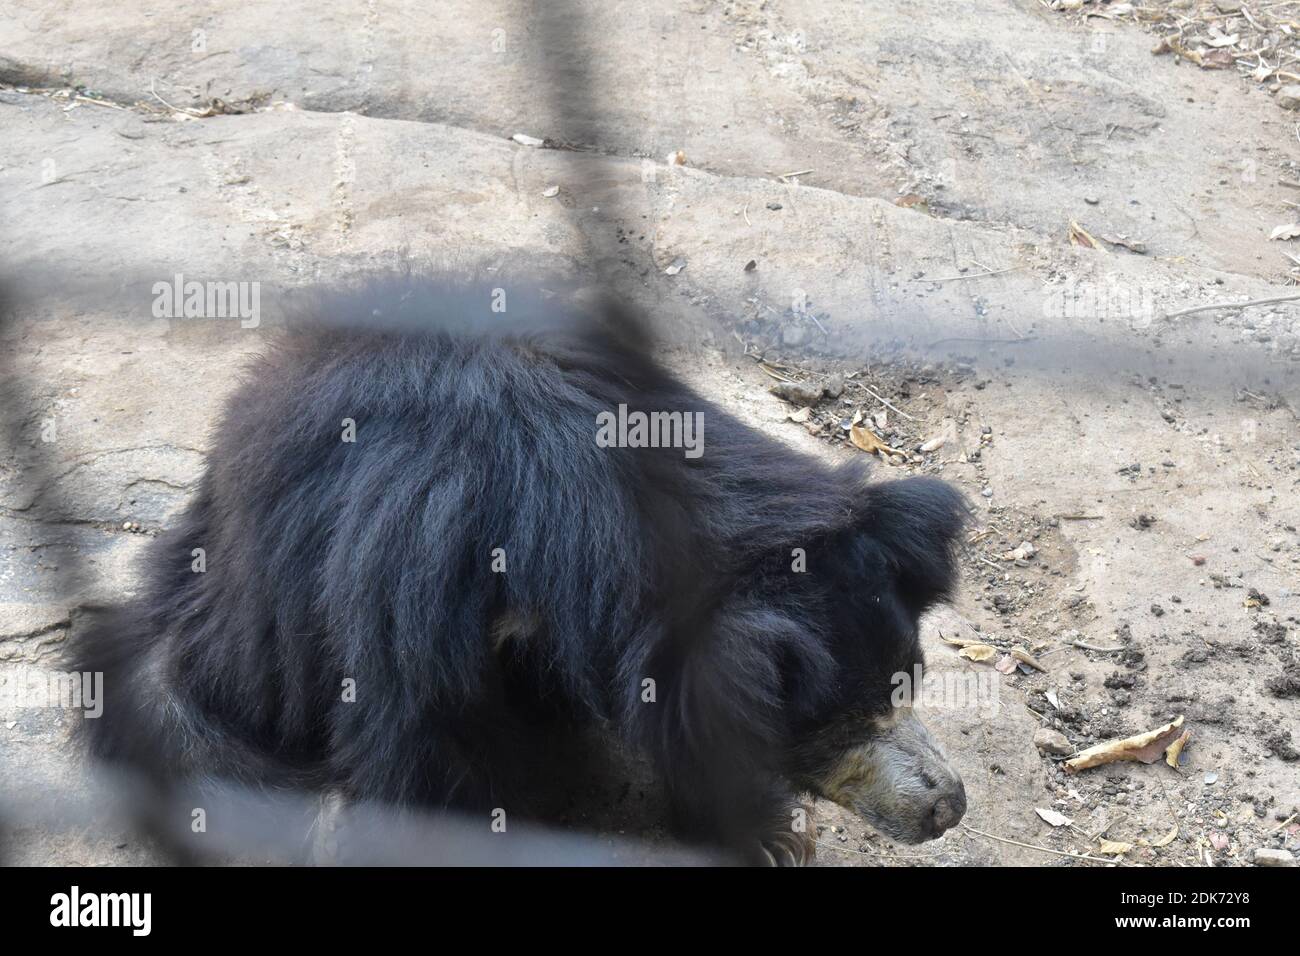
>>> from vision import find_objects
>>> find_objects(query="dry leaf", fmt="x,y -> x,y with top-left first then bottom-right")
1165,729 -> 1191,767
787,406 -> 812,424
849,422 -> 899,457
1011,648 -> 1048,672
1205,33 -> 1240,48
958,644 -> 998,662
1098,838 -> 1134,855
1065,715 -> 1185,772
1069,220 -> 1104,250
1270,223 -> 1300,241
1100,233 -> 1148,254
1141,822 -> 1179,848
1035,807 -> 1074,827
1002,541 -> 1037,562
941,632 -> 985,648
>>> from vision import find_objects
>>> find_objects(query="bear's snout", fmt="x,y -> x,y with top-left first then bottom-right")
815,708 -> 968,844
924,776 -> 967,838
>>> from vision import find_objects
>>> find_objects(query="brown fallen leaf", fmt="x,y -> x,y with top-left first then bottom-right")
1011,647 -> 1048,673
849,421 -> 900,457
1140,822 -> 1179,848
1199,48 -> 1236,69
940,632 -> 986,648
1069,219 -> 1104,250
1151,37 -> 1232,69
1099,838 -> 1134,856
958,644 -> 998,662
1204,33 -> 1240,49
1165,729 -> 1191,768
787,406 -> 813,424
1100,233 -> 1148,254
1064,715 -> 1186,772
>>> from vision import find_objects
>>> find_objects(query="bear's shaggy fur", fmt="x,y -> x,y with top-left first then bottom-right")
73,277 -> 967,862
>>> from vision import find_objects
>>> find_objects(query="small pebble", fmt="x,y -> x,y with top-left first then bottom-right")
1033,728 -> 1072,756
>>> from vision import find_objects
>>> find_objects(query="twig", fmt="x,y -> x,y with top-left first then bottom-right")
858,383 -> 923,421
1089,812 -> 1129,843
72,93 -> 129,111
960,823 -> 1130,866
1070,640 -> 1127,653
756,362 -> 798,384
777,168 -> 814,180
916,265 -> 1024,283
1164,292 -> 1300,320
149,78 -> 208,118
1056,513 -> 1104,520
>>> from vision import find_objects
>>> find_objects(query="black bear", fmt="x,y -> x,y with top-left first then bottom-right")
73,276 -> 968,865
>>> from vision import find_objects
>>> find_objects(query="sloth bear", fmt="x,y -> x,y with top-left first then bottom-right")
74,276 -> 968,865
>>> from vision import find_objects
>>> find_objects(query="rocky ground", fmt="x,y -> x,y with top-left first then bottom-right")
0,0 -> 1297,866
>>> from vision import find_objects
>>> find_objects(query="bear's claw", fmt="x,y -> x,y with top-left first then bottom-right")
757,828 -> 816,867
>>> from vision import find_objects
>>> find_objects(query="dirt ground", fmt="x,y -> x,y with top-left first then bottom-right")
0,0 -> 1297,866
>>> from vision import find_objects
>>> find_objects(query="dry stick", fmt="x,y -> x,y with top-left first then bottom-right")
917,265 -> 1024,282
1070,640 -> 1127,653
757,366 -> 797,384
960,823 -> 1130,866
149,79 -> 208,118
1165,292 -> 1300,320
858,383 -> 923,422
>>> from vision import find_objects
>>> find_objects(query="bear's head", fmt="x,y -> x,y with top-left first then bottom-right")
787,476 -> 969,844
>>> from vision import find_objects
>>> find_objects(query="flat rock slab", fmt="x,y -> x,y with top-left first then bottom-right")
3,0 -> 1295,279
3,91 -> 1296,386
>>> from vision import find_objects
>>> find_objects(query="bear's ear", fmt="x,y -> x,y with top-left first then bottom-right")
857,477 -> 968,613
